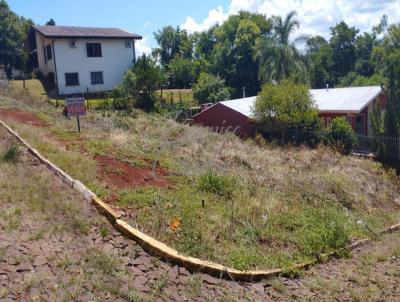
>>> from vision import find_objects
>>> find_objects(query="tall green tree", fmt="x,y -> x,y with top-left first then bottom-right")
122,54 -> 163,110
168,56 -> 196,89
193,26 -> 217,61
306,36 -> 334,88
372,24 -> 400,136
329,21 -> 359,82
254,11 -> 307,84
354,32 -> 376,77
153,26 -> 192,67
0,0 -> 31,79
208,11 -> 271,97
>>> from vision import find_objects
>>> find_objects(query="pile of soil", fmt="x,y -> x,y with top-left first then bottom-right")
95,155 -> 170,189
0,109 -> 48,127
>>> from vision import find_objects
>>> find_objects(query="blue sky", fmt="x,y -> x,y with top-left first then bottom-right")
7,0 -> 400,55
7,0 -> 229,53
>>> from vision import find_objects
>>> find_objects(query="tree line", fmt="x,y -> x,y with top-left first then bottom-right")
139,10 -> 399,139
149,11 -> 397,97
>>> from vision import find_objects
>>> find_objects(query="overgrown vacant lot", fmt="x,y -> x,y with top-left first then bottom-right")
0,126 -> 265,301
1,86 -> 399,271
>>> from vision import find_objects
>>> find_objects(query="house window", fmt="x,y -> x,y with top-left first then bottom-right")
65,73 -> 79,86
43,47 -> 47,64
69,40 -> 77,48
321,117 -> 326,127
86,43 -> 102,57
46,45 -> 52,60
90,71 -> 104,85
125,40 -> 132,48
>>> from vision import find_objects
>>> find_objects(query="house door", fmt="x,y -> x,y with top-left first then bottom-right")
355,115 -> 365,135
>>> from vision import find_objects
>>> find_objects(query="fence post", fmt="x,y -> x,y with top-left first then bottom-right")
398,137 -> 400,161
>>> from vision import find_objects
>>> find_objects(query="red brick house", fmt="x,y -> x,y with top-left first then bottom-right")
192,86 -> 386,137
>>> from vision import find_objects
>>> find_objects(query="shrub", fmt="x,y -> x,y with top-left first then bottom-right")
326,117 -> 357,154
2,145 -> 21,163
253,80 -> 322,146
192,73 -> 231,104
121,54 -> 163,111
110,87 -> 131,110
198,171 -> 236,197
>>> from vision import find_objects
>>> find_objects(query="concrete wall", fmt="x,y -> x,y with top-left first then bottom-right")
54,39 -> 135,95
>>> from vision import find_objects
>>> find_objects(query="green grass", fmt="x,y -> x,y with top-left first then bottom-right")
85,250 -> 121,275
10,79 -> 46,96
1,86 -> 400,271
1,145 -> 21,163
156,89 -> 195,107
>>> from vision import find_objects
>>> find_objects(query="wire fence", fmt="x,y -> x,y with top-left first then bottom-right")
353,135 -> 400,161
257,129 -> 400,162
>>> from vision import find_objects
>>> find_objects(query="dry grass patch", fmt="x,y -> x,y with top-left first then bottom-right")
1,89 -> 400,271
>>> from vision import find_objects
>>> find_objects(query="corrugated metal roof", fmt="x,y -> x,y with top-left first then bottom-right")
219,97 -> 257,118
210,86 -> 383,118
310,86 -> 382,113
32,25 -> 142,39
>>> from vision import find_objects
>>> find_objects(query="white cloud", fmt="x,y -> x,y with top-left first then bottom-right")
181,0 -> 400,38
135,36 -> 151,56
182,6 -> 228,34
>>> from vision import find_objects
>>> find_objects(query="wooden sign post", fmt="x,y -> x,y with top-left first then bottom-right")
65,97 -> 86,132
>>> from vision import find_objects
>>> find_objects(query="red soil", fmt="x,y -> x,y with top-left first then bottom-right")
95,155 -> 170,190
0,109 -> 48,127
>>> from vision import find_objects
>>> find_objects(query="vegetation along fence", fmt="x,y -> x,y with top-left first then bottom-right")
258,129 -> 400,162
354,135 -> 400,161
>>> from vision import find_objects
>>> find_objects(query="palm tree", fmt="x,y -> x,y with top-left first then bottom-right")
254,11 -> 308,84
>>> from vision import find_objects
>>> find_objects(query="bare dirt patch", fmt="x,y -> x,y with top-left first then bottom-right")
0,109 -> 48,128
95,155 -> 170,190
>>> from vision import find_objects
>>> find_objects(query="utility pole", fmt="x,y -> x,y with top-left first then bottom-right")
242,86 -> 246,99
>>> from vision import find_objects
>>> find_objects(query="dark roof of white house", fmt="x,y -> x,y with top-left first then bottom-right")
32,25 -> 142,40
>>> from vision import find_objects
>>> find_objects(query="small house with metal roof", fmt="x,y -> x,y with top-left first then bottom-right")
192,86 -> 386,137
30,25 -> 142,95
311,86 -> 386,136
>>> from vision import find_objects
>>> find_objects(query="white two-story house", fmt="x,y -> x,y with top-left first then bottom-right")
31,25 -> 142,96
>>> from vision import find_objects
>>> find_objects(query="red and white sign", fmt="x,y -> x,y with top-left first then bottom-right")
65,97 -> 86,117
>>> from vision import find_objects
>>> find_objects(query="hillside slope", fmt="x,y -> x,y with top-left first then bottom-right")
0,85 -> 399,271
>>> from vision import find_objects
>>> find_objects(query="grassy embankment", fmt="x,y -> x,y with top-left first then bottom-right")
9,79 -> 196,109
1,81 -> 399,271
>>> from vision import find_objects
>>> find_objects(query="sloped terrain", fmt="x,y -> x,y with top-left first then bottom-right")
0,126 -> 267,302
1,124 -> 399,302
0,85 -> 399,272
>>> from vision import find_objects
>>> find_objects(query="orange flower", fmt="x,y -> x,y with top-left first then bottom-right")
170,217 -> 181,232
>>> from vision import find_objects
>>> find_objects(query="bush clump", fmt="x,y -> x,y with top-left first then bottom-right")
110,86 -> 131,110
326,117 -> 357,154
2,145 -> 21,163
198,170 -> 236,197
